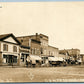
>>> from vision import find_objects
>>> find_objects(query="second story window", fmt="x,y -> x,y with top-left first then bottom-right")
31,48 -> 34,54
49,51 -> 50,55
13,46 -> 17,52
3,44 -> 8,51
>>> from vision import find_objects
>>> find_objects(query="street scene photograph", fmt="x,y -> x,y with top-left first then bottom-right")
0,0 -> 84,82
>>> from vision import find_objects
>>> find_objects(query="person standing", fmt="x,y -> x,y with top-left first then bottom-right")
26,59 -> 28,67
26,56 -> 30,67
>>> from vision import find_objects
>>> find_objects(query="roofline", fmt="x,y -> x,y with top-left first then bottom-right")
0,33 -> 21,45
48,45 -> 58,49
0,41 -> 20,45
39,33 -> 48,38
59,48 -> 80,51
0,33 -> 12,36
16,35 -> 35,38
17,33 -> 49,38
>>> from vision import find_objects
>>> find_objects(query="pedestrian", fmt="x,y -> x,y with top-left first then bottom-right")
26,56 -> 31,67
26,60 -> 28,67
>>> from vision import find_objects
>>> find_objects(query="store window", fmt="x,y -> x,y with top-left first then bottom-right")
3,55 -> 17,63
3,44 -> 8,51
13,56 -> 17,63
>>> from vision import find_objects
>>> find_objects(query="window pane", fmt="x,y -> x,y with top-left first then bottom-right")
13,56 -> 17,63
3,44 -> 8,51
13,46 -> 17,52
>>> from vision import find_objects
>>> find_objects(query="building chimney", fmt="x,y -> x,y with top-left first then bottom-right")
36,33 -> 38,36
36,33 -> 38,40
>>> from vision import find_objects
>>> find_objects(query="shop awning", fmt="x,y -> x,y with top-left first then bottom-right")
30,55 -> 42,61
58,57 -> 64,61
48,57 -> 57,61
48,57 -> 64,61
3,53 -> 18,56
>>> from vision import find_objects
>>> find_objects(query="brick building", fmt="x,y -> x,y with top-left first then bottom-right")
59,49 -> 80,61
17,34 -> 41,56
17,34 -> 42,66
17,33 -> 59,65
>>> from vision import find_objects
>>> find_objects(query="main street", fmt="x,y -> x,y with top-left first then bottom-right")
0,65 -> 84,82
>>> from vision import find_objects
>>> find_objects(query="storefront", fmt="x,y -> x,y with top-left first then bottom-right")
2,54 -> 18,66
20,52 -> 29,66
30,55 -> 42,67
48,56 -> 64,66
41,56 -> 48,64
20,45 -> 30,66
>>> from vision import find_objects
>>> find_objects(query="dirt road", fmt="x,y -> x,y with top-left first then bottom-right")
0,65 -> 84,82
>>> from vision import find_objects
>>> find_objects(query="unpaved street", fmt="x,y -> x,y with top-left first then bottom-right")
0,65 -> 84,82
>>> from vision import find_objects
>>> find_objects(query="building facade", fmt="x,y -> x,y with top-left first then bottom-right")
17,33 -> 59,66
80,54 -> 84,64
59,49 -> 80,61
17,34 -> 42,66
0,34 -> 20,66
48,45 -> 58,57
19,45 -> 30,66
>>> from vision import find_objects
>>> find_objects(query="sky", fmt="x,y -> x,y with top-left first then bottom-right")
0,1 -> 84,53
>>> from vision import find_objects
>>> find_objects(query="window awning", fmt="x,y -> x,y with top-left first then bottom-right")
30,55 -> 42,61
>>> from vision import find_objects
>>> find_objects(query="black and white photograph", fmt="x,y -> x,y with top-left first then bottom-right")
0,0 -> 84,82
